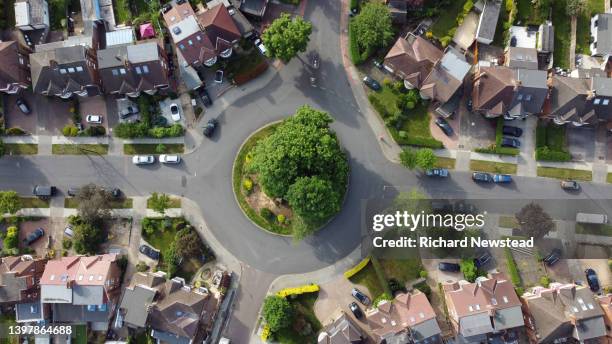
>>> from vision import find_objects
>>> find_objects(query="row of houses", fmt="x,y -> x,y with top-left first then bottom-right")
319,272 -> 612,344
0,254 -> 221,343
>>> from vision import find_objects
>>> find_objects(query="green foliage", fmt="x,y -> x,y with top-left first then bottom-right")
0,191 -> 21,214
136,262 -> 149,272
348,21 -> 365,64
84,125 -> 106,137
277,214 -> 286,224
148,124 -> 184,138
566,0 -> 586,16
286,176 -> 341,226
350,0 -> 359,11
75,184 -> 112,227
516,202 -> 555,239
419,270 -> 428,278
504,248 -> 522,287
62,238 -> 72,250
372,292 -> 393,307
535,147 -> 571,161
535,122 -> 570,161
460,259 -> 478,282
439,36 -> 452,47
414,281 -> 432,299
540,275 -> 551,288
5,127 -> 26,135
62,125 -> 79,137
4,226 -> 19,252
260,208 -> 274,221
155,144 -> 166,154
262,13 -> 312,62
73,222 -> 105,254
148,192 -> 171,215
0,138 -> 4,157
416,148 -> 437,170
351,2 -> 394,60
174,227 -> 203,260
114,122 -> 149,138
262,296 -> 293,331
400,149 -> 417,169
242,178 -> 253,193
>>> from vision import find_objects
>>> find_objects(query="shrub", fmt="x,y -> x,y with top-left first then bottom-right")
372,292 -> 392,307
63,125 -> 78,137
62,238 -> 72,249
388,278 -> 404,293
6,127 -> 26,136
194,107 -> 203,118
136,261 -> 149,272
242,178 -> 253,192
414,281 -> 432,298
276,214 -> 286,224
262,296 -> 293,331
260,208 -> 274,221
344,256 -> 371,278
609,259 -> 612,271
276,284 -> 319,297
348,21 -> 364,64
439,36 -> 452,47
505,248 -> 522,286
155,144 -> 166,154
85,125 -> 106,136
3,226 -> 19,251
114,122 -> 148,138
460,259 -> 477,282
419,270 -> 428,278
540,275 -> 551,288
349,0 -> 359,11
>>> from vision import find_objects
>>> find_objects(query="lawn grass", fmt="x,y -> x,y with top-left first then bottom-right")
19,197 -> 50,208
64,198 -> 133,209
274,292 -> 321,344
3,144 -> 38,155
434,157 -> 456,169
52,144 -> 108,155
73,324 -> 87,344
516,0 -> 548,24
552,0 -> 571,69
0,314 -> 18,344
576,0 -> 605,55
348,261 -> 385,300
113,0 -> 131,24
226,46 -> 266,77
498,215 -> 519,228
430,0 -> 466,38
607,173 -> 612,183
575,223 -> 612,236
146,196 -> 181,209
535,121 -> 570,161
470,160 -> 518,174
537,166 -> 592,181
379,259 -> 422,285
123,143 -> 184,155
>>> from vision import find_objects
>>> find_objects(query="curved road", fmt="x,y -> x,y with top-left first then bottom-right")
2,0 -> 612,275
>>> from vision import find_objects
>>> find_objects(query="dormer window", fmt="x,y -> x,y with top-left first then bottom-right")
120,68 -> 126,75
76,66 -> 83,72
60,69 -> 67,74
594,98 -> 601,105
135,66 -> 142,74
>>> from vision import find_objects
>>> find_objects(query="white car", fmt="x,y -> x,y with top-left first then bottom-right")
64,226 -> 74,237
169,103 -> 181,122
255,38 -> 267,55
159,154 -> 181,164
132,155 -> 155,165
86,114 -> 102,124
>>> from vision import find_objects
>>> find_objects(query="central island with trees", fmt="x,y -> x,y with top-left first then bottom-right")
234,105 -> 349,239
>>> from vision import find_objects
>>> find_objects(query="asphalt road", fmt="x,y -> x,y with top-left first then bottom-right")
2,0 -> 612,275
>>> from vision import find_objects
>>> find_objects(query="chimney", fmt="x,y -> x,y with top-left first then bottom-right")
49,60 -> 58,69
66,279 -> 74,289
587,90 -> 596,100
513,79 -> 522,91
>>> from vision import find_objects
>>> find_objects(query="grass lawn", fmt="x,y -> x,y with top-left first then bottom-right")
146,196 -> 181,208
434,157 -> 456,169
498,215 -> 519,228
226,46 -> 265,77
3,144 -> 38,155
516,0 -> 548,24
123,143 -> 184,154
274,292 -> 321,344
348,261 -> 385,300
492,0 -> 509,46
537,166 -> 592,181
64,198 -> 133,209
52,144 -> 108,155
19,197 -> 50,208
113,0 -> 131,24
576,0 -> 605,55
552,0 -> 571,69
73,324 -> 87,344
0,314 -> 17,344
379,259 -> 422,285
607,173 -> 612,183
430,0 -> 465,38
470,160 -> 518,174
575,223 -> 612,236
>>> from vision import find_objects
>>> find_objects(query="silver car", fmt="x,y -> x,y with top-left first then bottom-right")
132,155 -> 155,165
159,154 -> 181,164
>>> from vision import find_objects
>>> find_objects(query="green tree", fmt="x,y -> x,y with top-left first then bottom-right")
566,0 -> 586,16
515,202 -> 555,239
286,176 -> 341,226
76,184 -> 111,227
460,259 -> 477,282
0,191 -> 21,215
0,138 -> 5,157
399,149 -> 417,169
4,226 -> 19,252
73,222 -> 105,254
262,13 -> 312,62
174,227 -> 203,259
351,2 -> 394,57
149,192 -> 171,215
415,148 -> 437,170
262,296 -> 293,331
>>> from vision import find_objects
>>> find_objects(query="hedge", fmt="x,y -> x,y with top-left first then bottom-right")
344,256 -> 371,279
474,144 -> 519,156
234,62 -> 269,85
350,0 -> 359,11
348,21 -> 366,65
504,247 -> 522,287
260,324 -> 271,341
275,284 -> 320,298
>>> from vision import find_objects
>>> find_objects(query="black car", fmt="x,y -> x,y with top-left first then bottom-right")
543,248 -> 561,266
16,98 -> 31,114
23,228 -> 44,245
349,302 -> 363,319
472,172 -> 493,183
585,268 -> 600,292
435,117 -> 454,136
362,76 -> 381,91
139,244 -> 160,260
203,118 -> 218,138
501,137 -> 520,148
33,185 -> 56,199
438,262 -> 460,272
351,288 -> 371,306
502,126 -> 523,137
474,251 -> 492,268
197,87 -> 212,107
102,187 -> 121,198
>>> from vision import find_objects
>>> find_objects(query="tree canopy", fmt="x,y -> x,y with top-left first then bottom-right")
515,202 -> 555,239
262,13 -> 312,62
351,2 -> 394,56
0,191 -> 21,215
76,184 -> 112,227
174,227 -> 203,260
286,176 -> 341,226
399,148 -> 438,170
262,296 -> 293,331
566,0 -> 586,16
73,221 -> 105,254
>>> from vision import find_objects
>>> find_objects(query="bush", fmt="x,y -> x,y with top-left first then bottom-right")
194,107 -> 203,118
276,214 -> 286,224
474,144 -> 519,156
62,238 -> 72,249
242,178 -> 253,193
63,125 -> 79,137
348,21 -> 364,65
372,292 -> 392,307
147,124 -> 184,138
535,147 -> 571,161
3,226 -> 19,251
114,122 -> 149,138
84,125 -> 106,137
460,259 -> 478,282
155,144 -> 166,154
419,270 -> 428,278
136,261 -> 149,272
5,127 -> 26,136
350,0 -> 359,11
260,208 -> 274,221
262,296 -> 293,331
276,284 -> 319,297
504,248 -> 522,286
344,256 -> 371,278
414,281 -> 432,299
388,278 -> 404,293
540,275 -> 551,288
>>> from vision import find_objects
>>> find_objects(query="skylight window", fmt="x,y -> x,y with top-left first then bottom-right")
475,304 -> 480,310
135,66 -> 142,74
60,69 -> 67,74
50,275 -> 55,280
419,312 -> 425,318
603,99 -> 610,105
89,275 -> 94,281
76,66 -> 83,72
68,67 -> 75,73
491,298 -> 498,305
410,317 -> 415,323
120,68 -> 126,75
468,305 -> 473,311
572,306 -> 579,312
112,69 -> 118,76
143,65 -> 149,73
594,98 -> 601,105
525,94 -> 532,101
196,35 -> 201,41
588,304 -> 594,310
517,94 -> 523,101
503,296 -> 509,303
188,40 -> 193,46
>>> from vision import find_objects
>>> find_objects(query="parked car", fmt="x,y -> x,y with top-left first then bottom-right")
16,98 -> 30,114
493,174 -> 512,183
503,126 -> 523,137
132,155 -> 155,165
119,106 -> 139,119
67,187 -> 80,197
543,248 -> 561,266
86,115 -> 102,124
254,38 -> 267,55
214,70 -> 224,83
349,302 -> 363,319
169,103 -> 181,122
425,168 -> 449,177
585,268 -> 600,292
501,137 -> 520,148
560,180 -> 580,191
159,154 -> 181,164
23,228 -> 44,245
139,244 -> 160,260
203,118 -> 218,138
102,187 -> 121,198
33,185 -> 56,198
351,288 -> 371,306
197,87 -> 212,107
435,117 -> 454,136
474,251 -> 492,268
64,225 -> 74,237
472,172 -> 493,183
438,262 -> 460,272
153,116 -> 168,127
362,76 -> 381,91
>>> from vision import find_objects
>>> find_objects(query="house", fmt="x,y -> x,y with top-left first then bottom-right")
506,47 -> 538,70
97,42 -> 170,96
521,283 -> 606,343
590,13 -> 612,60
547,75 -> 612,126
40,255 -> 122,331
366,291 -> 442,343
420,46 -> 471,105
233,0 -> 269,19
0,255 -> 48,323
444,273 -> 525,343
472,66 -> 547,119
317,310 -> 364,344
14,0 -> 49,32
598,294 -> 612,342
205,0 -> 254,38
0,41 -> 31,94
383,33 -> 443,90
475,0 -> 502,44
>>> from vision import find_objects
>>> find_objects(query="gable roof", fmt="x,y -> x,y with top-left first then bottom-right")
507,47 -> 538,69
119,272 -> 165,328
476,0 -> 501,42
317,312 -> 363,344
0,41 -> 28,90
421,47 -> 471,103
0,256 -> 47,303
196,4 -> 241,49
384,34 -> 443,88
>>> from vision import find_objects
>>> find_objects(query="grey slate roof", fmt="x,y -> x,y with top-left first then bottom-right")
238,0 -> 267,17
507,47 -> 538,70
52,303 -> 109,323
72,285 -> 104,305
594,13 -> 612,55
119,284 -> 157,328
96,45 -> 127,69
459,313 -> 494,338
476,0 -> 501,42
537,21 -> 554,53
151,329 -> 191,344
492,305 -> 524,331
593,76 -> 612,97
16,302 -> 43,322
411,318 -> 442,342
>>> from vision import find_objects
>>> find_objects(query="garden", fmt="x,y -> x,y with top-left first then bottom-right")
261,287 -> 321,344
233,106 -> 348,239
113,94 -> 184,139
535,121 -> 571,161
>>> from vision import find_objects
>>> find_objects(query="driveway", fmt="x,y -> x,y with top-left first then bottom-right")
79,96 -> 109,131
35,96 -> 73,135
430,109 -> 460,149
18,218 -> 50,256
458,107 -> 496,150
567,126 -> 595,162
421,259 -> 462,285
3,92 -> 39,134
